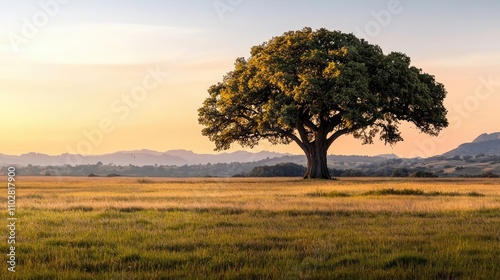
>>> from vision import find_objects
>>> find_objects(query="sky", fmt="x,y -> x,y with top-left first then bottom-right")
0,0 -> 499,158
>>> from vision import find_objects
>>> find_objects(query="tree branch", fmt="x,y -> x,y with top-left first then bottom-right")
300,108 -> 318,132
270,128 -> 308,153
326,113 -> 343,132
296,122 -> 312,147
302,118 -> 318,133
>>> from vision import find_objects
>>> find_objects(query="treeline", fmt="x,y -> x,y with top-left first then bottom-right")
2,155 -> 499,178
3,162 -> 437,178
244,164 -> 438,178
246,163 -> 306,177
459,172 -> 500,178
430,154 -> 500,164
2,162 -> 256,178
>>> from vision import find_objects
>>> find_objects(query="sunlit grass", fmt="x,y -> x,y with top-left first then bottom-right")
0,177 -> 498,279
14,177 -> 500,213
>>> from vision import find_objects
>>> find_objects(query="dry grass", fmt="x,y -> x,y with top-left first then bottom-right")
15,176 -> 500,213
1,176 -> 499,279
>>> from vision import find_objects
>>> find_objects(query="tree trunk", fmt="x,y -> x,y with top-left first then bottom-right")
304,142 -> 331,179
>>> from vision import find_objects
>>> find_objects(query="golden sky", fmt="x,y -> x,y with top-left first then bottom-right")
1,1 -> 499,158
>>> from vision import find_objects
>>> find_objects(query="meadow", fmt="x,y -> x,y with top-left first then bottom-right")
1,176 -> 499,279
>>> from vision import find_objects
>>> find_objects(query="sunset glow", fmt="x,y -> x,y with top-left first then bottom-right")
1,0 -> 499,157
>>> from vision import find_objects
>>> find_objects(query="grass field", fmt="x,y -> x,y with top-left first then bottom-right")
1,177 -> 499,279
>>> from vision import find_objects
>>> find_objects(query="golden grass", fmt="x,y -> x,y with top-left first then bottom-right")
1,176 -> 499,279
13,176 -> 500,213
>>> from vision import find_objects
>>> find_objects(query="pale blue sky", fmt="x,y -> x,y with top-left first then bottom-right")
1,1 -> 499,157
3,1 -> 499,52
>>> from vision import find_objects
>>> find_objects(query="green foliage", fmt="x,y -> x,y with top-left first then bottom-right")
482,171 -> 500,178
11,162 -> 256,177
460,172 -> 500,178
392,168 -> 411,177
198,27 -> 448,179
11,158 -> 498,178
248,162 -> 306,177
410,171 -> 438,178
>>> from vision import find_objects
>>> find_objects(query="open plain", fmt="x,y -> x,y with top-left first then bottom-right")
1,177 -> 499,279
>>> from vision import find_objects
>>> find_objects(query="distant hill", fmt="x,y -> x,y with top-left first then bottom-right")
0,150 -> 292,167
0,151 -> 188,167
473,132 -> 500,143
4,149 -> 500,178
376,153 -> 400,159
0,149 -> 400,167
443,132 -> 500,157
7,132 -> 500,168
164,150 -> 291,165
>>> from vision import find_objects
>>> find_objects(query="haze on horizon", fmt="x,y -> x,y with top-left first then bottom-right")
1,0 -> 499,158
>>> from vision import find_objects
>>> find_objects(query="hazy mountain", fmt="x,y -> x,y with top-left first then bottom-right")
0,148 -> 398,167
164,150 -> 291,165
443,133 -> 500,157
7,131 -> 500,167
85,151 -> 188,166
375,153 -> 400,159
0,151 -> 188,167
472,132 -> 500,143
0,153 -> 57,166
0,150 -> 292,166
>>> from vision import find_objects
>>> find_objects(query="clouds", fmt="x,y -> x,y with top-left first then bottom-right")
1,23 -> 206,64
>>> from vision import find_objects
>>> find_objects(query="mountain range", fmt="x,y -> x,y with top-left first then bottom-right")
443,132 -> 500,157
1,133 -> 499,167
0,149 -> 292,167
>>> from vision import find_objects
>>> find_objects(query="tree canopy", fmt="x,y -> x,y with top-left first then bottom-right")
198,27 -> 448,179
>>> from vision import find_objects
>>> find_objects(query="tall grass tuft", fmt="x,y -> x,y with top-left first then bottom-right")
362,188 -> 485,197
307,190 -> 351,197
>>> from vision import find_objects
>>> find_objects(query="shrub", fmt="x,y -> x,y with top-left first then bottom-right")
248,163 -> 306,177
364,188 -> 425,196
307,191 -> 351,197
409,171 -> 438,178
392,168 -> 410,177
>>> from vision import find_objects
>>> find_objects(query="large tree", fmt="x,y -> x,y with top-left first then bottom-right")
198,27 -> 448,179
